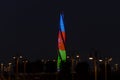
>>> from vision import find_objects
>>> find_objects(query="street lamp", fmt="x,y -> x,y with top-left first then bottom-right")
41,59 -> 44,62
104,58 -> 107,80
13,56 -> 23,77
98,59 -> 103,62
19,56 -> 23,59
99,57 -> 112,80
8,62 -> 12,80
71,55 -> 75,73
67,55 -> 70,59
89,57 -> 94,60
89,56 -> 97,80
53,59 -> 56,62
76,55 -> 79,58
8,63 -> 12,71
1,63 -> 4,77
115,64 -> 119,71
23,60 -> 28,74
76,54 -> 80,64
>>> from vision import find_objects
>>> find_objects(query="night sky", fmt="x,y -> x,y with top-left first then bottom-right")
0,0 -> 120,64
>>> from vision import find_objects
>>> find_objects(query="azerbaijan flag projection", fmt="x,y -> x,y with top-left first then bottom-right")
57,13 -> 66,71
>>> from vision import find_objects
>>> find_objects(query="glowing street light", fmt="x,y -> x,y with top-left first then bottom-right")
76,55 -> 79,58
13,56 -> 23,77
89,55 -> 97,80
19,56 -> 23,59
41,59 -> 44,62
67,55 -> 70,59
99,59 -> 103,62
99,57 -> 112,80
23,60 -> 28,73
76,54 -> 80,65
8,62 -> 12,80
115,64 -> 119,71
53,59 -> 56,62
108,57 -> 112,62
89,57 -> 94,60
1,63 -> 4,77
98,56 -> 103,62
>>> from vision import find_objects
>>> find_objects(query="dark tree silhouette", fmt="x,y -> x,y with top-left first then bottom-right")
75,61 -> 90,80
45,61 -> 57,73
58,61 -> 72,80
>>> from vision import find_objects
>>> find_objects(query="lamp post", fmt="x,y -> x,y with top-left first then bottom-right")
71,55 -> 74,73
115,64 -> 119,71
23,60 -> 28,74
104,59 -> 107,80
99,57 -> 112,80
67,55 -> 70,60
1,63 -> 4,77
8,62 -> 12,80
105,57 -> 112,80
13,56 -> 23,78
76,54 -> 80,65
71,55 -> 75,80
89,55 -> 97,80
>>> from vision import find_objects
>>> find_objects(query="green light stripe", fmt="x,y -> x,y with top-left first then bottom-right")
57,55 -> 61,71
59,50 -> 66,61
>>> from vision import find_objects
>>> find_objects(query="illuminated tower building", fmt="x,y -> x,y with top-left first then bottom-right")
57,13 -> 66,71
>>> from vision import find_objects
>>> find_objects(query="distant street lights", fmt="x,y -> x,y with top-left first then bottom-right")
99,57 -> 112,80
89,53 -> 112,80
23,60 -> 28,73
13,56 -> 23,77
66,54 -> 81,73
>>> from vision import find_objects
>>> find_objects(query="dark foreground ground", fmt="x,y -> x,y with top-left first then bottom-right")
0,71 -> 120,80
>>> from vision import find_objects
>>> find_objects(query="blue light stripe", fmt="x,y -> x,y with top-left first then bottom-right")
60,14 -> 65,32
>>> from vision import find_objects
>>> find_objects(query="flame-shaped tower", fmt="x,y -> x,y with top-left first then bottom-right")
57,13 -> 66,71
